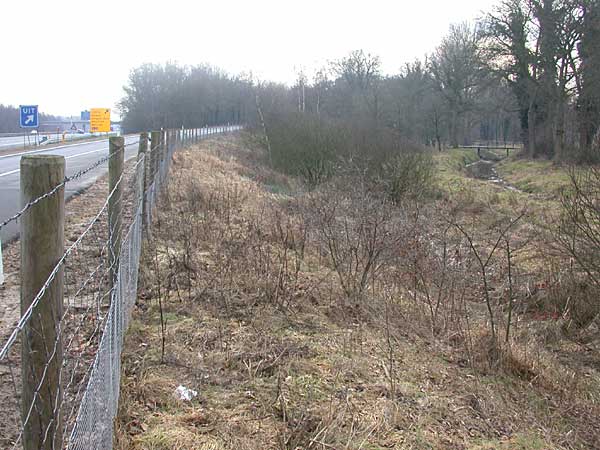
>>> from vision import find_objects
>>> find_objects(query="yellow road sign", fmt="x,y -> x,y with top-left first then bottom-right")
90,108 -> 111,133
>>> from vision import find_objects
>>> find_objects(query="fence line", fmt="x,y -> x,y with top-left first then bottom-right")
0,139 -> 140,233
0,124 -> 240,449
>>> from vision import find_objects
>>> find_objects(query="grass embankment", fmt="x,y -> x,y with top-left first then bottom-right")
433,148 -> 577,220
434,148 -> 528,216
436,147 -> 573,197
495,158 -> 572,196
116,137 -> 599,450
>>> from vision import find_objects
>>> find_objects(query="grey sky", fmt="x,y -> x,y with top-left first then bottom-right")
1,0 -> 498,118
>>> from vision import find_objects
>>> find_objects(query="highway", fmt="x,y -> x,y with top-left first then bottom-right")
0,125 -> 240,243
0,135 -> 31,149
0,132 -> 116,150
0,135 -> 139,242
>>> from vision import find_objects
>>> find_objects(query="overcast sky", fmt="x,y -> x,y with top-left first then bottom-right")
1,0 -> 498,118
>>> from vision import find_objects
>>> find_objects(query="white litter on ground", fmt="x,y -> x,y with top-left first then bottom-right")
174,385 -> 198,401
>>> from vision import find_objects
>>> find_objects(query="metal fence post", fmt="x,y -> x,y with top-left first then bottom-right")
109,136 -> 124,290
20,155 -> 65,450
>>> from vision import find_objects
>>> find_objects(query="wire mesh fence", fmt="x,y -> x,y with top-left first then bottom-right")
0,125 -> 239,449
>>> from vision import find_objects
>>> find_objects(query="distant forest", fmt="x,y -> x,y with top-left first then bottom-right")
0,105 -> 60,133
120,0 -> 600,162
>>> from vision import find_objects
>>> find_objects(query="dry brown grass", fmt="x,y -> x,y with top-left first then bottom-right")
116,134 -> 600,450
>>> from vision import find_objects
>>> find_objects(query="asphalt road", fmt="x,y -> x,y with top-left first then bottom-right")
0,135 -> 30,149
0,135 -> 139,242
0,125 -> 241,243
0,132 -> 113,150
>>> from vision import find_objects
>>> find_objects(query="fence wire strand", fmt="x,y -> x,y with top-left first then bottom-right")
0,126 -> 238,449
0,140 -> 140,232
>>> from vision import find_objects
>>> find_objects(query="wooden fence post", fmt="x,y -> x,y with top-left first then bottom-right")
160,130 -> 166,179
150,131 -> 161,181
138,132 -> 149,232
20,155 -> 65,450
108,136 -> 124,289
0,239 -> 4,285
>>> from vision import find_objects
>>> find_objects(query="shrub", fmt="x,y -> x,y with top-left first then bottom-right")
264,112 -> 348,186
378,150 -> 436,202
553,167 -> 600,330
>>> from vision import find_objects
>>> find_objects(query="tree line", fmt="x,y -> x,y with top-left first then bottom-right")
0,105 -> 60,133
119,63 -> 254,132
119,0 -> 600,162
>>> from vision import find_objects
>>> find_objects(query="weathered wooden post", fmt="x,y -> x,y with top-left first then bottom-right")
20,155 -> 65,450
0,239 -> 4,285
160,130 -> 166,179
138,132 -> 149,232
109,136 -> 124,289
150,130 -> 161,182
165,130 -> 170,157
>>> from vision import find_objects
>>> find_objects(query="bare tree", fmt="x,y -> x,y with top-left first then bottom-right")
429,23 -> 489,147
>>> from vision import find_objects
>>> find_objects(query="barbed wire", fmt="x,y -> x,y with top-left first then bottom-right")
0,168 -> 126,363
0,126 -> 238,449
0,140 -> 140,232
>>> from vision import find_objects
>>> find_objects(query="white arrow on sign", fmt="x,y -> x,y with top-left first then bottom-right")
25,115 -> 34,125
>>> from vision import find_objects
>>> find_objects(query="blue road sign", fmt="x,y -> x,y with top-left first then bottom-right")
19,105 -> 39,128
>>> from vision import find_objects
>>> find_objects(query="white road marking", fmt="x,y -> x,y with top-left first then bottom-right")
64,148 -> 105,160
0,144 -> 137,178
0,140 -> 108,160
0,135 -> 134,160
0,169 -> 19,178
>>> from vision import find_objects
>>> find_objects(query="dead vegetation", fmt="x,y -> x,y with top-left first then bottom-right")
116,134 -> 600,450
